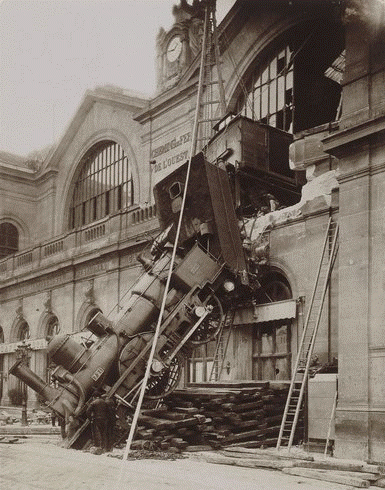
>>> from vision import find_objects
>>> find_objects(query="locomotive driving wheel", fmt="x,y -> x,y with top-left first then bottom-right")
188,294 -> 224,345
118,334 -> 183,404
145,349 -> 182,399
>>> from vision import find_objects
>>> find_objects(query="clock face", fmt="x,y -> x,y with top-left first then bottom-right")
167,36 -> 183,62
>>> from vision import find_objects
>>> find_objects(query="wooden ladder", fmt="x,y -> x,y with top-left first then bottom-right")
209,309 -> 235,381
277,217 -> 339,450
193,0 -> 226,153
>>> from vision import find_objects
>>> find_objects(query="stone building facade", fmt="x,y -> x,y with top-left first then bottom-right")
0,0 -> 384,462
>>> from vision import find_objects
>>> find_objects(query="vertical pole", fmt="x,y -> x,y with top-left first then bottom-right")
118,2 -> 213,482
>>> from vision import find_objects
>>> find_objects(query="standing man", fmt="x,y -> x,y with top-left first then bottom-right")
104,395 -> 116,452
86,394 -> 109,453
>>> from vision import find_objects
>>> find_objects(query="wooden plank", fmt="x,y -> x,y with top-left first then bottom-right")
373,477 -> 385,488
294,460 -> 381,475
239,409 -> 266,420
223,447 -> 314,461
172,417 -> 200,429
225,441 -> 264,448
138,415 -> 176,430
173,407 -> 200,415
264,414 -> 284,426
232,419 -> 266,431
151,411 -> 191,421
185,445 -> 213,452
222,401 -> 264,412
201,452 -> 295,470
282,468 -> 370,488
221,427 -> 267,444
323,470 -> 380,482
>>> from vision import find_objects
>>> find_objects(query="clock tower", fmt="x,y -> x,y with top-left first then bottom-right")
156,1 -> 204,92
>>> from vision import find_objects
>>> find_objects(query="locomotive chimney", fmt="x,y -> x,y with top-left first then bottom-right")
9,359 -> 61,404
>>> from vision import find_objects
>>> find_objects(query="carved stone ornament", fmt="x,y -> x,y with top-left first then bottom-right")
16,299 -> 23,319
43,291 -> 52,313
85,280 -> 95,305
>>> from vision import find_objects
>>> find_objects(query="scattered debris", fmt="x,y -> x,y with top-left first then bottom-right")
108,449 -> 185,461
0,436 -> 20,444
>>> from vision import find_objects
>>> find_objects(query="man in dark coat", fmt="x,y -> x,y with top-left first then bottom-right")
104,395 -> 116,452
86,395 -> 109,452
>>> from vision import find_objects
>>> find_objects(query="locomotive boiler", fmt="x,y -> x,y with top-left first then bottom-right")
9,152 -> 256,449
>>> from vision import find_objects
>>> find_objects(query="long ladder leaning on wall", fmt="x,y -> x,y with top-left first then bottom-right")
276,217 -> 339,451
193,0 -> 227,154
118,0 -> 227,462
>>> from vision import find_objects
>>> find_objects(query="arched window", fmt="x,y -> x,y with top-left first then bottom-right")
46,315 -> 60,339
236,22 -> 344,134
0,222 -> 19,259
253,272 -> 293,381
69,141 -> 134,229
237,45 -> 294,132
17,321 -> 30,341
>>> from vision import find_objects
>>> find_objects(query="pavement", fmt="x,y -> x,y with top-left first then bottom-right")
0,437 -> 356,490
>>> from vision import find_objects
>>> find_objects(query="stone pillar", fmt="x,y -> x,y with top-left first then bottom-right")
334,149 -> 371,460
323,0 -> 385,461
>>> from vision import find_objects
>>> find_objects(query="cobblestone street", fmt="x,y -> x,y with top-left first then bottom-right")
0,438 -> 354,490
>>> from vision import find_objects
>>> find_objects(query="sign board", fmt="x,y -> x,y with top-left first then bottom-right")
151,131 -> 192,184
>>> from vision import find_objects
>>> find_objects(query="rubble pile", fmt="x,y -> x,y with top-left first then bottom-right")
134,383 -> 295,452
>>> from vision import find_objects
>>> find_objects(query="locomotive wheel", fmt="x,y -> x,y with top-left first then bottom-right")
189,294 -> 224,345
145,352 -> 182,399
118,334 -> 182,403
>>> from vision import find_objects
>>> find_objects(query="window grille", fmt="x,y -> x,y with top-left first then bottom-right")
252,321 -> 292,381
0,223 -> 18,259
237,45 -> 294,132
187,341 -> 216,383
69,141 -> 134,229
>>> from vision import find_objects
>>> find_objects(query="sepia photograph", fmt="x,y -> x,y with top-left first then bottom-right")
0,0 -> 385,488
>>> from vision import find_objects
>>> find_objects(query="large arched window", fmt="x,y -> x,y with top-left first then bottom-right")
237,45 -> 294,132
69,141 -> 134,229
236,22 -> 344,134
0,222 -> 18,259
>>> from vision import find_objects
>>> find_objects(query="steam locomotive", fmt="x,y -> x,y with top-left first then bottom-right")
9,151 -> 256,448
10,117 -> 301,449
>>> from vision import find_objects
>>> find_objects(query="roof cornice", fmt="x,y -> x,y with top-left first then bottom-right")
134,77 -> 198,123
41,88 -> 149,171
